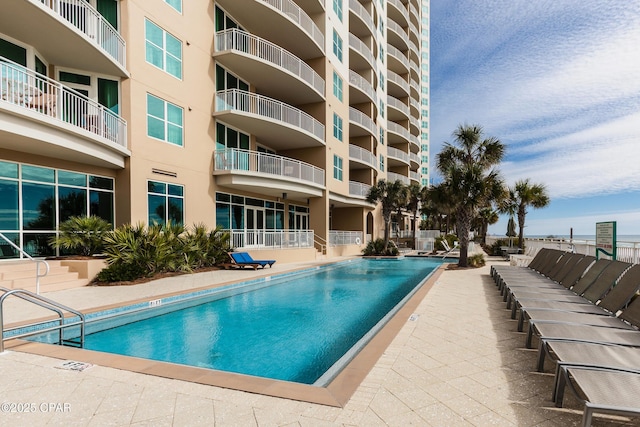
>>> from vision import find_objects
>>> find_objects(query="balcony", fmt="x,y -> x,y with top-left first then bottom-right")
387,70 -> 410,98
387,171 -> 409,185
387,19 -> 409,52
410,171 -> 421,184
216,0 -> 324,59
349,144 -> 377,169
349,180 -> 372,198
387,121 -> 411,144
387,44 -> 410,75
348,107 -> 377,140
229,229 -> 314,250
348,70 -> 376,106
1,0 -> 127,76
214,29 -> 324,104
387,95 -> 410,121
409,152 -> 420,168
213,148 -> 324,199
387,146 -> 410,166
349,33 -> 377,73
1,59 -> 129,168
349,0 -> 376,40
387,0 -> 409,27
214,89 -> 325,150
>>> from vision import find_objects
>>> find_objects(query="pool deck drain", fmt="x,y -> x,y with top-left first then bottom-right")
1,257 -> 639,426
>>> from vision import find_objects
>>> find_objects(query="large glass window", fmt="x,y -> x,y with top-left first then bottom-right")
148,181 -> 184,226
145,19 -> 182,79
147,93 -> 184,146
333,0 -> 343,22
0,161 -> 114,258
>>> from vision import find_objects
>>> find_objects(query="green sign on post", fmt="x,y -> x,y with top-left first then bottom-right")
595,221 -> 616,260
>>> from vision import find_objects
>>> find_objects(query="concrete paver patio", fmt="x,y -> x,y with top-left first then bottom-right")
1,256 -> 638,426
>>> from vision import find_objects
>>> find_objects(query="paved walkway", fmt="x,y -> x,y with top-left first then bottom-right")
1,257 -> 638,426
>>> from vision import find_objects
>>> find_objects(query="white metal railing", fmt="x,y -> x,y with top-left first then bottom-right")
387,171 -> 410,184
1,58 -> 127,147
329,230 -> 363,246
215,89 -> 324,141
409,115 -> 420,130
388,0 -> 410,25
213,148 -> 325,186
514,237 -> 640,265
387,95 -> 410,117
348,33 -> 377,73
387,146 -> 409,164
0,232 -> 49,295
387,19 -> 408,42
410,152 -> 420,164
314,234 -> 327,255
348,70 -> 376,103
348,144 -> 377,167
387,70 -> 410,94
259,0 -> 324,52
349,0 -> 375,34
349,180 -> 372,197
387,121 -> 411,141
387,44 -> 410,70
410,171 -> 420,182
348,107 -> 377,137
229,229 -> 314,249
38,0 -> 126,68
214,29 -> 324,96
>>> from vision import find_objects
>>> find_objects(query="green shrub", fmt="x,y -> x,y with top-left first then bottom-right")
362,238 -> 400,256
49,216 -> 111,256
467,253 -> 486,268
95,261 -> 148,282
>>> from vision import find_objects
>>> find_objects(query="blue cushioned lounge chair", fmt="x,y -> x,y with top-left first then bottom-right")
228,252 -> 276,269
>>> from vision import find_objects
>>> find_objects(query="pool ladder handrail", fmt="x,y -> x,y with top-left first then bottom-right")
0,287 -> 85,353
0,232 -> 50,294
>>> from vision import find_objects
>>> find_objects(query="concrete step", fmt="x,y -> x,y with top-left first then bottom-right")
0,260 -> 62,274
0,260 -> 88,293
0,265 -> 71,280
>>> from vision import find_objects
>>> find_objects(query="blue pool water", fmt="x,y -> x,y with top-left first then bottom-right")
80,258 -> 442,384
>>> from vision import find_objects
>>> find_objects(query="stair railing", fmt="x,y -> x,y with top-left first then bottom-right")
0,233 -> 50,295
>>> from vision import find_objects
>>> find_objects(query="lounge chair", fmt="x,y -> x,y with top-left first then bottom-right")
440,240 -> 459,258
228,252 -> 276,269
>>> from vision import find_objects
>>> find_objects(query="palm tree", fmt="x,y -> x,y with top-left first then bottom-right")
405,183 -> 424,249
512,179 -> 550,249
436,124 -> 506,267
475,207 -> 499,246
366,179 -> 406,252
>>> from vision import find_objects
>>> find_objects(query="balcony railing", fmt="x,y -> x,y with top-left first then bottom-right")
329,230 -> 363,246
387,70 -> 410,94
1,58 -> 127,147
387,121 -> 411,141
349,180 -> 372,197
259,0 -> 324,52
348,70 -> 376,103
213,148 -> 325,186
348,107 -> 377,138
348,144 -> 377,168
388,0 -> 410,25
39,0 -> 126,68
215,29 -> 324,96
387,44 -> 410,70
215,89 -> 324,141
229,229 -> 314,249
387,146 -> 409,164
348,33 -> 377,73
387,95 -> 410,117
410,152 -> 420,164
410,171 -> 420,182
349,0 -> 376,36
387,171 -> 409,184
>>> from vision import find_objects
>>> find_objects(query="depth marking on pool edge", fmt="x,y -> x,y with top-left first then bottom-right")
409,314 -> 420,321
149,299 -> 162,307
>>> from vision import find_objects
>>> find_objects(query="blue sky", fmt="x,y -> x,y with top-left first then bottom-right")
429,0 -> 640,237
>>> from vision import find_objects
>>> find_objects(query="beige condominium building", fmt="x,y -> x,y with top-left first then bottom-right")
0,0 -> 429,263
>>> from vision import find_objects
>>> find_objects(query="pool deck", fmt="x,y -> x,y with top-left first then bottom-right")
1,256 -> 638,426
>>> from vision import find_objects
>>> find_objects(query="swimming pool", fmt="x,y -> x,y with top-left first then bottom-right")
33,257 -> 443,385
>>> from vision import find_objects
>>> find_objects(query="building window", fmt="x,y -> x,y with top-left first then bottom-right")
421,167 -> 428,174
333,0 -> 343,21
379,155 -> 384,171
421,144 -> 429,151
333,155 -> 343,181
164,0 -> 182,13
145,19 -> 182,79
379,43 -> 384,61
421,132 -> 429,141
421,120 -> 429,129
379,127 -> 385,145
332,29 -> 343,62
148,181 -> 184,226
0,160 -> 114,258
379,73 -> 385,90
332,71 -> 343,102
333,113 -> 343,141
422,155 -> 428,163
216,193 -> 285,231
379,100 -> 384,118
147,94 -> 184,146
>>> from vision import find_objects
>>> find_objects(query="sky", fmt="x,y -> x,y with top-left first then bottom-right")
429,0 -> 640,238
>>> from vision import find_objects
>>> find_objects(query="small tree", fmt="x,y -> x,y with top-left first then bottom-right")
49,216 -> 112,256
513,179 -> 550,249
366,179 -> 406,253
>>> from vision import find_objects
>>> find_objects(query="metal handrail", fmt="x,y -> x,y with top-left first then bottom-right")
0,288 -> 85,352
0,232 -> 49,295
